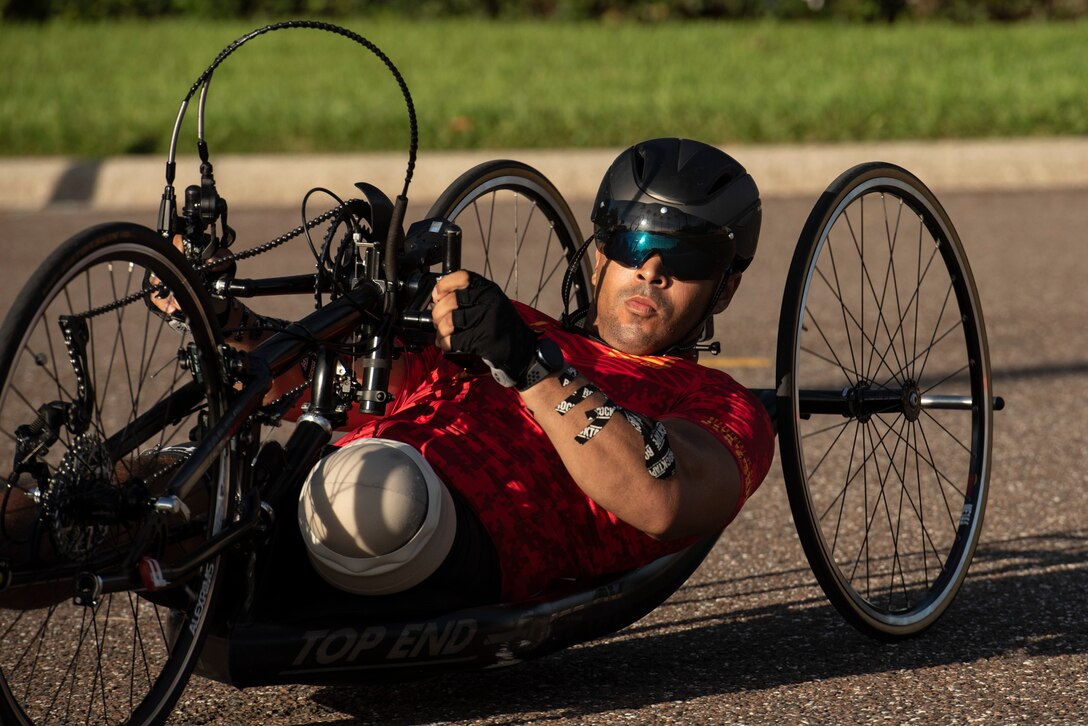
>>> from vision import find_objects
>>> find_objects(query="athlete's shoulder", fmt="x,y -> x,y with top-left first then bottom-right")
512,300 -> 559,330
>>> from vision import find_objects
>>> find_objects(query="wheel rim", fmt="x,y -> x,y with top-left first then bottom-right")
434,171 -> 589,320
786,176 -> 991,632
0,236 -> 226,724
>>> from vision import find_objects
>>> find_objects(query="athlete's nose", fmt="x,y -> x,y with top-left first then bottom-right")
635,253 -> 667,286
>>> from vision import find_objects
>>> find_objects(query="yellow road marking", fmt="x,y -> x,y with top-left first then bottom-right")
699,356 -> 771,370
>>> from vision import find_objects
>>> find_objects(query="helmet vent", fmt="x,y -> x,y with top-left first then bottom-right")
707,172 -> 735,196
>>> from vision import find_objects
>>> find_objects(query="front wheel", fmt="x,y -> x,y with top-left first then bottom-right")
427,160 -> 591,320
0,223 -> 232,724
776,163 -> 993,640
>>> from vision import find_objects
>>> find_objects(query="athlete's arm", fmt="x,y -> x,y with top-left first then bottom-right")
432,270 -> 745,541
517,370 -> 742,540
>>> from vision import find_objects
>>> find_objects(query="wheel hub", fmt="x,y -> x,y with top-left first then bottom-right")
846,380 -> 873,423
902,380 -> 922,422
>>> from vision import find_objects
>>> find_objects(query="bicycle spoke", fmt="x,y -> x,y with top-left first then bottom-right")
919,408 -> 973,456
844,202 -> 899,385
875,198 -> 909,386
864,236 -> 944,386
860,196 -> 908,383
892,410 -> 914,609
53,607 -> 94,724
129,593 -> 156,713
530,223 -> 557,308
909,420 -> 928,587
800,307 -> 864,381
87,597 -> 113,723
8,604 -> 55,680
884,196 -> 911,379
826,423 -> 863,561
803,417 -> 854,482
800,344 -> 862,380
470,198 -> 495,281
920,362 -> 971,397
20,341 -> 80,407
501,197 -> 539,296
914,278 -> 957,383
39,313 -> 67,407
881,316 -> 963,390
512,192 -> 519,299
874,412 -> 956,562
824,238 -> 859,381
906,420 -> 967,524
848,419 -> 897,590
868,413 -> 944,591
802,418 -> 855,440
812,262 -> 902,385
108,272 -> 143,444
530,253 -> 568,310
817,416 -> 904,527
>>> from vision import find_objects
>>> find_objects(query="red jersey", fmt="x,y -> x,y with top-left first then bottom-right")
339,303 -> 774,602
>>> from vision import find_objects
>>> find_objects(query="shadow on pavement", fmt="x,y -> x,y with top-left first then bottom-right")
298,530 -> 1086,725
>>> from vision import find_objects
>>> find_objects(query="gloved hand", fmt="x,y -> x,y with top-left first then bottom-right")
431,271 -> 538,387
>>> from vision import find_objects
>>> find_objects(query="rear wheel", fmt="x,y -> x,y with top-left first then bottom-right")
428,160 -> 591,320
776,163 -> 993,639
0,223 -> 231,724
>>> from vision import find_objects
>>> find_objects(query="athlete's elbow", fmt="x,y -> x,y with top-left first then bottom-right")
642,516 -> 720,542
639,480 -> 736,541
637,500 -> 718,541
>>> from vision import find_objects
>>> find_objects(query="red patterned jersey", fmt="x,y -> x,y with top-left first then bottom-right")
339,303 -> 775,602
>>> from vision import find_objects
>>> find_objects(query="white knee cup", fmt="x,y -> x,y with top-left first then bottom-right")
298,438 -> 457,595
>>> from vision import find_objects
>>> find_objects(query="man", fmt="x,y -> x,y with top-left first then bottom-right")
296,137 -> 775,605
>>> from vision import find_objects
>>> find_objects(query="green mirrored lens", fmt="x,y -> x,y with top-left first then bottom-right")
604,231 -> 723,280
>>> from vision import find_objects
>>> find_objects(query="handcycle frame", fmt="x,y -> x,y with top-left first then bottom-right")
0,20 -> 1001,722
141,259 -> 726,688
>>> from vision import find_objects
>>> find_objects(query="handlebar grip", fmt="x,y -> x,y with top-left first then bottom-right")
443,223 -> 461,273
399,311 -> 435,331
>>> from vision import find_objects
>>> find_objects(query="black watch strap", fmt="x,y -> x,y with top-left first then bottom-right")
516,338 -> 565,391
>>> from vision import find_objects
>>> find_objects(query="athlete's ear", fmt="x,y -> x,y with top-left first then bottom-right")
712,272 -> 743,315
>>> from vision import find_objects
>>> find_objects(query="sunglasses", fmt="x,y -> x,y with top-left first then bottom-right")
596,230 -> 731,281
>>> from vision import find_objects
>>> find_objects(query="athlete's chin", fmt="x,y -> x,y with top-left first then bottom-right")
601,318 -> 674,356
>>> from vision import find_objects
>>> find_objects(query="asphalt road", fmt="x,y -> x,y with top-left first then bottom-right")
0,183 -> 1085,724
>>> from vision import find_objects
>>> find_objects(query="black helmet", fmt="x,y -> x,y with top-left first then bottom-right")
591,138 -> 761,273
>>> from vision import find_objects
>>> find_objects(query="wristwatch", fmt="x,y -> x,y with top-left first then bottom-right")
516,338 -> 566,391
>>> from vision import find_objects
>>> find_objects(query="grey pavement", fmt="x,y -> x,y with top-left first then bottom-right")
0,156 -> 1085,723
3,136 -> 1088,212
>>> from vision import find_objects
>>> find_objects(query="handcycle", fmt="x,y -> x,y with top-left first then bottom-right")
0,21 -> 1001,725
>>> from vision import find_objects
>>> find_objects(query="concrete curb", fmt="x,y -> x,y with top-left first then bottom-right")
3,137 -> 1087,212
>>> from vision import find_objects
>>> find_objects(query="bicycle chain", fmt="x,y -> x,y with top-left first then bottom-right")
61,203 -> 363,449
255,378 -> 311,423
72,201 -> 352,321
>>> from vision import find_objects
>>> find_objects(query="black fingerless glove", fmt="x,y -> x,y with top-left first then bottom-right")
449,272 -> 538,387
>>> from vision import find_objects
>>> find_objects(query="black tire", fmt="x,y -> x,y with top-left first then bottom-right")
0,223 -> 231,724
776,163 -> 993,640
427,160 -> 591,320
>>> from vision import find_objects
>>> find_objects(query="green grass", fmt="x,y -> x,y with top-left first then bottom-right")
1,18 -> 1087,156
